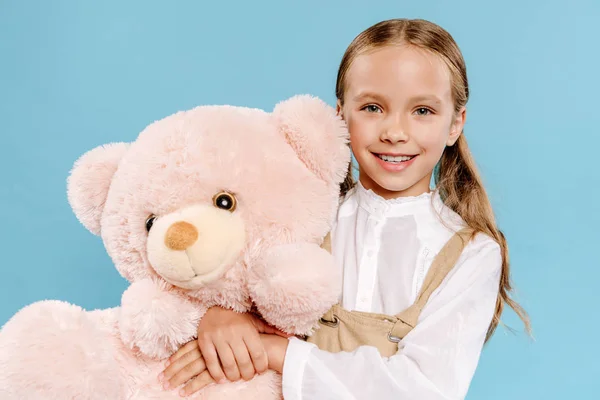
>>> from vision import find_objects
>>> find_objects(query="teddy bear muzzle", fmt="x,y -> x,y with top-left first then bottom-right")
146,204 -> 246,289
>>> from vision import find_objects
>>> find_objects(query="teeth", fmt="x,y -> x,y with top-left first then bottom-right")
377,154 -> 414,163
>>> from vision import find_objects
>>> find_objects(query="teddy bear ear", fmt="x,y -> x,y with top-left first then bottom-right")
67,142 -> 129,236
272,95 -> 351,186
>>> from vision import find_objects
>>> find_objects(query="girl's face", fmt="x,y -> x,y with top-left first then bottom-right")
339,45 -> 466,199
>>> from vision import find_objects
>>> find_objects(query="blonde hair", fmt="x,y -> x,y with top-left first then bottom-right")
336,18 -> 530,342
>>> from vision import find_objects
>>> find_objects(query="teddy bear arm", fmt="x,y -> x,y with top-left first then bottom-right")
248,243 -> 341,336
119,278 -> 206,360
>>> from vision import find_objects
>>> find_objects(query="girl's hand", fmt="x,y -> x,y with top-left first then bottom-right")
158,340 -> 215,396
164,306 -> 289,384
158,334 -> 290,397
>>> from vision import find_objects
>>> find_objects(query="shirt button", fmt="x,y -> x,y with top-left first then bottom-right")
367,250 -> 375,257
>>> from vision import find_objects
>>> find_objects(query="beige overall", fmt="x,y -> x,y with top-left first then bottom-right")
310,228 -> 473,357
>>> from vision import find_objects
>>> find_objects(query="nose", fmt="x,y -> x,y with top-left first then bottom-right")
380,115 -> 408,144
164,221 -> 199,251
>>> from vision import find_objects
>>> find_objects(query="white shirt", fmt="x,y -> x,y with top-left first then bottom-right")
282,182 -> 502,400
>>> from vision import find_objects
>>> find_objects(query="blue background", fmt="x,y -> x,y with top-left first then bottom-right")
1,1 -> 598,398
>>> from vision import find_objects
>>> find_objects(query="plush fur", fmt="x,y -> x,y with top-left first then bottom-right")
0,95 -> 350,399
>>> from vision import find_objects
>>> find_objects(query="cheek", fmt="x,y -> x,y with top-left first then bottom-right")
347,114 -> 375,149
412,123 -> 450,154
101,203 -> 152,282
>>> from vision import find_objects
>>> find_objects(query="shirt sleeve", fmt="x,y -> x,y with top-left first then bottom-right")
281,239 -> 502,400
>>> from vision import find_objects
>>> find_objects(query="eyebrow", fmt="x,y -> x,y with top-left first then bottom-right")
409,95 -> 443,105
352,92 -> 444,106
352,91 -> 387,102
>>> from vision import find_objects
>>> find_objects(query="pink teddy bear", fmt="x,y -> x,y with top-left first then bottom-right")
0,95 -> 350,399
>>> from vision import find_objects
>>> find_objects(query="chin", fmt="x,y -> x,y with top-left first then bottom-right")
376,183 -> 415,197
367,175 -> 430,198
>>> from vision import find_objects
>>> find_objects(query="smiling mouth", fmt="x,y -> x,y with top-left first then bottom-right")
373,153 -> 417,163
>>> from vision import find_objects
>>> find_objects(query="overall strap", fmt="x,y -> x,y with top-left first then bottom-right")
319,231 -> 337,322
321,232 -> 332,253
391,228 -> 474,338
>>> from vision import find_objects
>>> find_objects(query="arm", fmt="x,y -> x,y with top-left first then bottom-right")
281,241 -> 502,400
119,278 -> 205,360
260,333 -> 289,374
248,242 -> 341,336
159,307 -> 290,396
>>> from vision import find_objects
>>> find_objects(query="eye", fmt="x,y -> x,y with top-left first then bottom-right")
213,192 -> 237,212
145,215 -> 157,232
362,104 -> 383,113
414,107 -> 433,116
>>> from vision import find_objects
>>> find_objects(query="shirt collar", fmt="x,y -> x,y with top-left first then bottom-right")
355,180 -> 434,216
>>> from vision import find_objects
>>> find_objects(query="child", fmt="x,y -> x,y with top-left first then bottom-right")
159,18 -> 530,399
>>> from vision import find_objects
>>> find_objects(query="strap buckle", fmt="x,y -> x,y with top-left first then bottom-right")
319,315 -> 339,328
387,332 -> 401,343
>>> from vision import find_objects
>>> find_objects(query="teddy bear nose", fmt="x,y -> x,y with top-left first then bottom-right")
164,221 -> 199,251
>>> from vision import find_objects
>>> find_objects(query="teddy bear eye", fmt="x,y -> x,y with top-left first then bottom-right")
213,192 -> 237,212
145,215 -> 157,232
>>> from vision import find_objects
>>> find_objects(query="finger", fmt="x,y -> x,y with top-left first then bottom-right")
167,357 -> 206,389
214,339 -> 241,382
243,333 -> 268,375
199,340 -> 226,383
230,336 -> 255,381
253,318 -> 291,338
270,327 -> 292,338
161,347 -> 202,383
167,340 -> 197,366
261,323 -> 291,338
180,370 -> 215,397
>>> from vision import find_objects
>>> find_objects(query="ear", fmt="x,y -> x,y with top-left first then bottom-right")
447,107 -> 466,146
273,95 -> 351,185
67,142 -> 129,235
